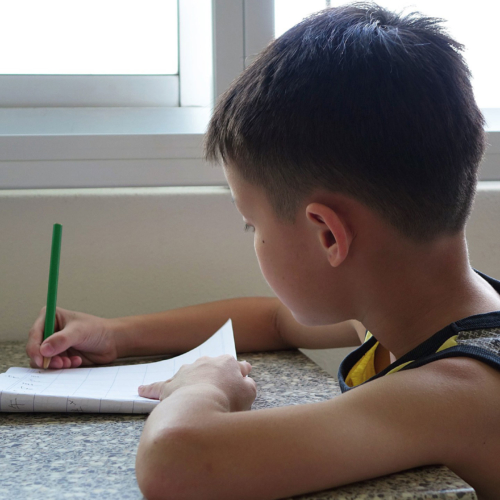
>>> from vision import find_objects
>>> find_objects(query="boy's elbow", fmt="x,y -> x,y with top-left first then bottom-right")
136,428 -> 193,500
135,459 -> 166,500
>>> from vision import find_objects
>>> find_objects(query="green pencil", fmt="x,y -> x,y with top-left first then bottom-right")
43,223 -> 63,369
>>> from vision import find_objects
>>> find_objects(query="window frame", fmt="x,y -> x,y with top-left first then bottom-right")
0,0 -> 223,189
0,0 -> 181,108
0,75 -> 181,108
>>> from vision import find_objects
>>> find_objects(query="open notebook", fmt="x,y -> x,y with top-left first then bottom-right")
0,319 -> 235,414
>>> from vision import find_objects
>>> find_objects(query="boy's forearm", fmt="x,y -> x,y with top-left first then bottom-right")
136,384 -> 230,499
106,297 -> 296,358
140,384 -> 229,439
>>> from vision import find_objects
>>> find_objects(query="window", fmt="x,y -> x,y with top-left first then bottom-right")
0,0 -> 217,189
0,0 -> 211,107
1,1 -> 178,75
275,0 -> 500,108
0,0 -> 498,189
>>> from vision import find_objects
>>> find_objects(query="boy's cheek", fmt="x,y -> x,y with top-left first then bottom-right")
255,251 -> 274,289
255,249 -> 295,309
254,237 -> 311,312
254,237 -> 273,270
255,244 -> 281,292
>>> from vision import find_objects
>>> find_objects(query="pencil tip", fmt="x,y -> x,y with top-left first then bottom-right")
43,357 -> 51,369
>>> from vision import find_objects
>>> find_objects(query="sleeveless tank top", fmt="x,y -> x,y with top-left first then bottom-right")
338,269 -> 500,393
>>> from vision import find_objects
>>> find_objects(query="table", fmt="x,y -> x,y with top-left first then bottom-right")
0,341 -> 477,499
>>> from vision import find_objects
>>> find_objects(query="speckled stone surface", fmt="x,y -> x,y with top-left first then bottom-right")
0,341 -> 476,499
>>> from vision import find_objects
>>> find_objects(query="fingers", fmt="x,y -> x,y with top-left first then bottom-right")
69,356 -> 83,367
44,353 -> 71,369
244,372 -> 257,391
239,360 -> 252,376
30,349 -> 82,370
42,354 -> 83,370
27,306 -> 69,368
26,306 -> 50,368
29,354 -> 87,370
201,355 -> 252,377
138,381 -> 165,400
66,347 -> 86,367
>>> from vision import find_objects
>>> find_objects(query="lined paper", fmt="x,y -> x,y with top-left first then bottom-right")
0,319 -> 235,414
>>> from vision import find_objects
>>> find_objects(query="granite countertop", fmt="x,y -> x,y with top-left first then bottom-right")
0,341 -> 476,500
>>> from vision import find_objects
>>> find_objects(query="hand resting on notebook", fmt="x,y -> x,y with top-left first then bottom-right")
138,354 -> 256,412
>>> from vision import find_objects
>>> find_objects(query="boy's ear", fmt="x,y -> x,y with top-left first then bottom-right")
305,203 -> 353,267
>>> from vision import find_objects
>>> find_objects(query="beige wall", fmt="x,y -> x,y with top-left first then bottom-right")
1,182 -> 500,378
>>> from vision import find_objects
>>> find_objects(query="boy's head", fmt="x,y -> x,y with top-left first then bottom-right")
205,1 -> 485,244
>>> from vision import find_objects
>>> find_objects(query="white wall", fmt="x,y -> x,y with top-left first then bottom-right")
1,182 -> 500,379
0,186 -> 273,336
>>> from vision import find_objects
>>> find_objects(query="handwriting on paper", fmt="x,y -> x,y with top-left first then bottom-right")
8,398 -> 25,411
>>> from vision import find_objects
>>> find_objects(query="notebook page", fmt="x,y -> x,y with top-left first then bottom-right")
0,319 -> 235,414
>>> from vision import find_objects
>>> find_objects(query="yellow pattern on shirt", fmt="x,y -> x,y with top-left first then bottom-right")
344,332 -> 459,388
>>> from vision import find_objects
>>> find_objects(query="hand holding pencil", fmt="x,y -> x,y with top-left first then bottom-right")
26,223 -> 120,369
27,306 -> 119,369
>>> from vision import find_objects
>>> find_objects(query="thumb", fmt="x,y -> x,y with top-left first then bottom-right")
40,329 -> 80,357
138,381 -> 164,400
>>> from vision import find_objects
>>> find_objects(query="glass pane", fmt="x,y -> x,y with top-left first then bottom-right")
274,1 -> 499,107
274,0 -> 327,38
379,1 -> 499,108
0,0 -> 178,75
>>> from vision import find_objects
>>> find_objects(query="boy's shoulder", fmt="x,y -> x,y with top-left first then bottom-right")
362,355 -> 500,496
318,353 -> 500,497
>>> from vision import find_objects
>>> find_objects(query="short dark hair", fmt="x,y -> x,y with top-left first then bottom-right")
204,2 -> 485,242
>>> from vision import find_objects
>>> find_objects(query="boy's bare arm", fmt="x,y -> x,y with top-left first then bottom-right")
137,358 -> 472,500
110,298 -> 362,358
109,298 -> 290,358
27,299 -> 363,368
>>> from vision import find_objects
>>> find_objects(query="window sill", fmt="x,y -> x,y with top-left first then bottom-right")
1,107 -> 498,160
0,107 -> 499,189
0,107 -> 212,161
0,107 -> 228,188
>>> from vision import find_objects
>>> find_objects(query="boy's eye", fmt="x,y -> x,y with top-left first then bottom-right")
244,223 -> 255,233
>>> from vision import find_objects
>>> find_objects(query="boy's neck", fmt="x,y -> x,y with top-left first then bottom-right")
355,233 -> 500,361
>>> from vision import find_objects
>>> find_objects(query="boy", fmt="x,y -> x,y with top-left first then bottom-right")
27,3 -> 500,499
